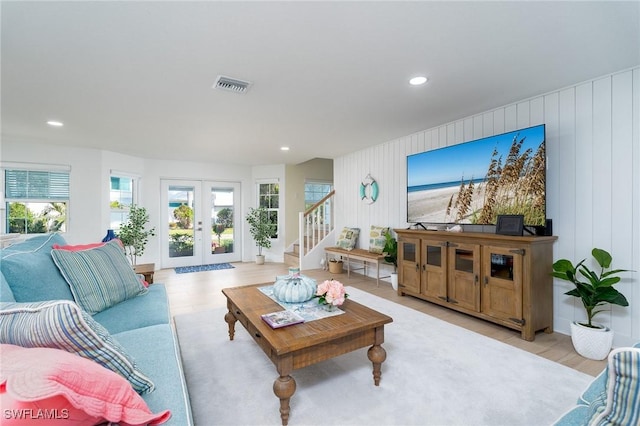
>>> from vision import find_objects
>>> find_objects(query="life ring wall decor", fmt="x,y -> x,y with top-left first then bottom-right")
359,174 -> 379,204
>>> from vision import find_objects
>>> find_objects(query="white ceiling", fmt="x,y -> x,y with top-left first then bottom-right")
2,1 -> 639,166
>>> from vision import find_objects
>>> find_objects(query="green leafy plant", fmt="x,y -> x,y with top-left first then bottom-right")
245,207 -> 275,256
552,248 -> 632,328
383,232 -> 398,272
168,233 -> 193,257
118,204 -> 156,265
173,204 -> 193,229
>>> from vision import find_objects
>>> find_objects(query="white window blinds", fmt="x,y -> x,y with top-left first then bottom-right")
4,170 -> 70,200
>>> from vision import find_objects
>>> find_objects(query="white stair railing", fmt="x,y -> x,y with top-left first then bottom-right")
298,190 -> 335,270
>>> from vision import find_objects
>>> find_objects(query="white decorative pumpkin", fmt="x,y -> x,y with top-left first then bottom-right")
273,268 -> 317,303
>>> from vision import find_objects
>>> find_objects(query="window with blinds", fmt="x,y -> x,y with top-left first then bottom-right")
5,170 -> 70,200
4,169 -> 69,234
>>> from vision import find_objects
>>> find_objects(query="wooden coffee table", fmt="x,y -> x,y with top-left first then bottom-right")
222,284 -> 393,425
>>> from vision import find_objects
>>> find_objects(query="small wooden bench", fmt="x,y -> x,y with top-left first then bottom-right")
324,247 -> 387,286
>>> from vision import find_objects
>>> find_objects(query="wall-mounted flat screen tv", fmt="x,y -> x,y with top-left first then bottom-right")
407,124 -> 546,227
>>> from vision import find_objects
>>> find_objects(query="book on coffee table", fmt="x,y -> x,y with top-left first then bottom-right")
261,310 -> 305,329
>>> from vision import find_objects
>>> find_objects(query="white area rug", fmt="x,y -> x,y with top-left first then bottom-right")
174,287 -> 592,426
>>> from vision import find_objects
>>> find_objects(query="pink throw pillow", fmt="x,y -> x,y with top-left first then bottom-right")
52,242 -> 106,251
52,239 -> 125,251
0,344 -> 170,426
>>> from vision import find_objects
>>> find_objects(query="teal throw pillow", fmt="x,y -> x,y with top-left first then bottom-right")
0,272 -> 15,303
0,233 -> 74,302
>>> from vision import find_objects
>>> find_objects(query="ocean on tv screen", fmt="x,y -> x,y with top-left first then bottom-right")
407,125 -> 546,226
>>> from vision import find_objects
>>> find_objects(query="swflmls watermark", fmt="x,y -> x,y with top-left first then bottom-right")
4,408 -> 70,420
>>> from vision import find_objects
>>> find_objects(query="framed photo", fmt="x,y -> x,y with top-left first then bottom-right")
496,215 -> 524,236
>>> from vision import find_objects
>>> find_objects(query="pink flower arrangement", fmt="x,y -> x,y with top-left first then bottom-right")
315,279 -> 348,306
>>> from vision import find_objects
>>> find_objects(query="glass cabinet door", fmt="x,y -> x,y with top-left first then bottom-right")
398,237 -> 420,293
422,241 -> 447,299
481,246 -> 523,322
447,243 -> 481,312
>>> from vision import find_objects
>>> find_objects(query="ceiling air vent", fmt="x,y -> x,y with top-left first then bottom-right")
213,75 -> 252,94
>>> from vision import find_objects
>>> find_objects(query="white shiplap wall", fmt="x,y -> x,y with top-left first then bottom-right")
334,66 -> 640,346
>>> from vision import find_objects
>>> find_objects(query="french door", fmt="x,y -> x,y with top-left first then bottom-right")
160,180 -> 241,268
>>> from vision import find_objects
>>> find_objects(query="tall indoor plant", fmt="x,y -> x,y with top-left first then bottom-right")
383,232 -> 398,290
552,247 -> 632,360
245,207 -> 275,264
118,204 -> 156,265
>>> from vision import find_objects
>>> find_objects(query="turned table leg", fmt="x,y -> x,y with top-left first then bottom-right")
274,356 -> 296,425
224,310 -> 237,340
273,374 -> 296,426
367,344 -> 387,386
367,326 -> 387,386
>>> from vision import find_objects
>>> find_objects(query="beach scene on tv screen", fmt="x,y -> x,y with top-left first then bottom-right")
407,125 -> 546,226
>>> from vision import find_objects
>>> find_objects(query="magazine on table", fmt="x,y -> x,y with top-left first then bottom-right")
261,310 -> 305,329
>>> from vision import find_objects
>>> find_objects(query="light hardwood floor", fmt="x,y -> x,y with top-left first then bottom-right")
157,261 -> 606,377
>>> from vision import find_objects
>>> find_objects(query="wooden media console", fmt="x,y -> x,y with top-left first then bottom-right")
395,229 -> 557,341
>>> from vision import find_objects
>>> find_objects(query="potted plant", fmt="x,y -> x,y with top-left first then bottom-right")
245,207 -> 275,264
383,232 -> 398,290
117,204 -> 156,265
212,224 -> 227,253
552,248 -> 632,360
213,207 -> 233,253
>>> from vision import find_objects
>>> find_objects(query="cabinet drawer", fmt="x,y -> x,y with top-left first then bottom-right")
246,320 -> 272,356
228,302 -> 249,329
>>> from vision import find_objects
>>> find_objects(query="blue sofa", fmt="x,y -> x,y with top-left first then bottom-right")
0,233 -> 193,425
554,343 -> 640,425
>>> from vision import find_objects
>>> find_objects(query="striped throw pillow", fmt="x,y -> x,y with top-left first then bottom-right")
589,347 -> 640,425
51,239 -> 148,315
0,300 -> 154,394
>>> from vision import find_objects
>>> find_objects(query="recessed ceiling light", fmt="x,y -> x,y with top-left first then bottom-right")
47,120 -> 64,127
280,146 -> 290,151
409,76 -> 428,86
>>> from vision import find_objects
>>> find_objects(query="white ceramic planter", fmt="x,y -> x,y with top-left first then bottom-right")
570,321 -> 614,360
256,254 -> 265,265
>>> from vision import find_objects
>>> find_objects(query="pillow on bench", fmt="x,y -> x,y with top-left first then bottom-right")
369,226 -> 389,254
336,227 -> 359,251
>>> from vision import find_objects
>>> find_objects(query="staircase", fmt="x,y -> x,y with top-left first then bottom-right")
284,190 -> 335,270
284,230 -> 332,267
